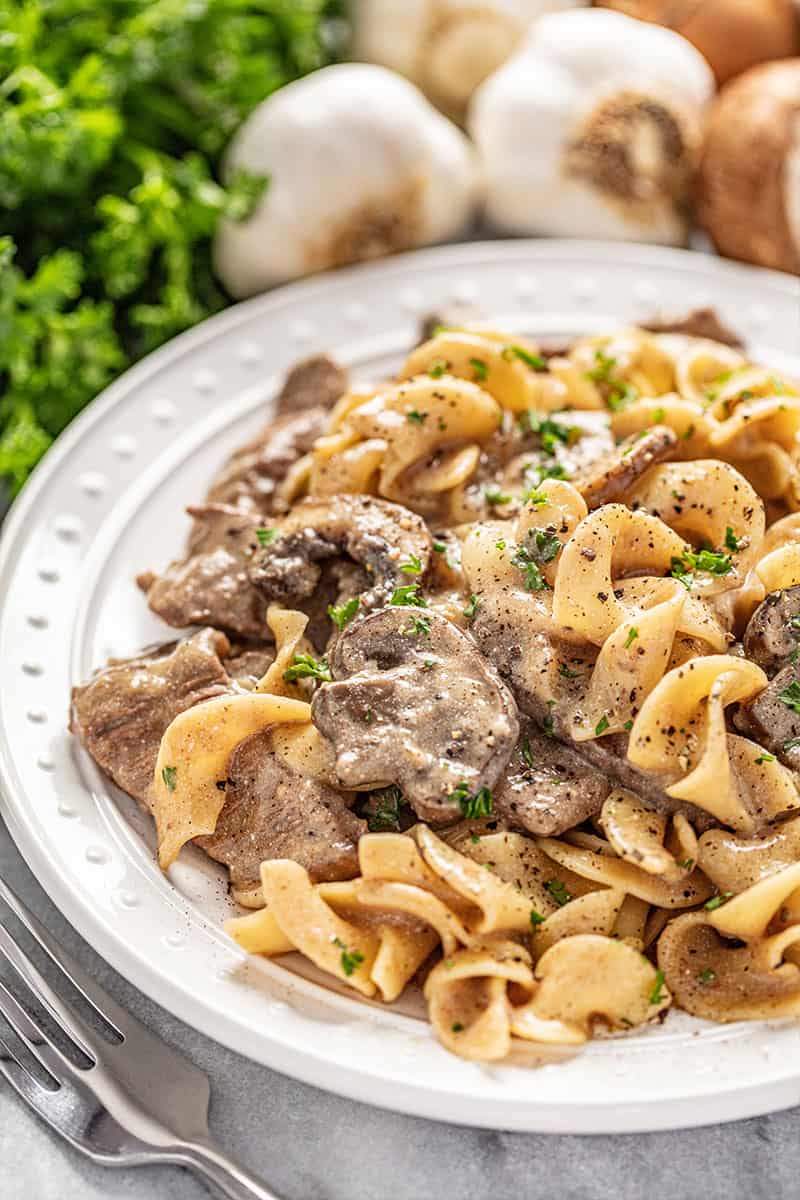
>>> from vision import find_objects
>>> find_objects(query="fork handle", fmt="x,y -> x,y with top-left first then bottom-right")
174,1138 -> 282,1200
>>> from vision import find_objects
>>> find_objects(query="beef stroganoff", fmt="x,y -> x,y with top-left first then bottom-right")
71,313 -> 800,1063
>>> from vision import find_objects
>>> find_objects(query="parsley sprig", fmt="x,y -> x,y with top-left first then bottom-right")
283,653 -> 331,683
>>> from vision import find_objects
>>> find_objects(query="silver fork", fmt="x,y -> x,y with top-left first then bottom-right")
0,876 -> 280,1199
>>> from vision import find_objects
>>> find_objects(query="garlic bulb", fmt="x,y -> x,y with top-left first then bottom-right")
469,8 -> 715,244
213,64 -> 480,298
350,0 -> 588,121
697,61 -> 800,275
598,1 -> 799,86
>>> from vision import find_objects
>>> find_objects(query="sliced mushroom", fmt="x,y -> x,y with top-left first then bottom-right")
742,585 -> 800,675
571,425 -> 678,510
207,406 -> 330,515
492,725 -> 611,837
735,659 -> 800,770
248,495 -> 433,614
196,729 -> 364,891
311,606 -> 519,823
70,629 -> 234,811
138,504 -> 267,640
274,353 -> 348,417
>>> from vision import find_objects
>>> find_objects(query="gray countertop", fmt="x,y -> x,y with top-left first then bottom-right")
2,819 -> 798,1199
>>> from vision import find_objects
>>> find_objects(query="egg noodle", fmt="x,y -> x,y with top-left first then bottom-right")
118,323 -> 800,1061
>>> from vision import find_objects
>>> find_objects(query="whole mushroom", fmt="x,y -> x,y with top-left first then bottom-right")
350,0 -> 588,121
697,60 -> 800,275
597,1 -> 799,86
213,64 -> 479,297
469,8 -> 715,244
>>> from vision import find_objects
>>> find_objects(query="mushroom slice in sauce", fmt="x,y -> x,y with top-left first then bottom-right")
492,725 -> 610,837
642,308 -> 744,349
571,425 -> 679,510
273,353 -> 349,417
735,660 -> 800,772
137,503 -> 268,640
311,605 -> 519,823
742,585 -> 800,676
248,494 -> 433,612
196,729 -> 364,891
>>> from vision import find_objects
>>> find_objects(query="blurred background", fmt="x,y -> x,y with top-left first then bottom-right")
1,0 -> 798,499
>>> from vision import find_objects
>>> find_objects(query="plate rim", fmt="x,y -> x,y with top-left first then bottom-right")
2,239 -> 800,1134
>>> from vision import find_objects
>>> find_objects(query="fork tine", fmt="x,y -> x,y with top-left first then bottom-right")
0,877 -> 122,1040
0,970 -> 90,1085
0,918 -> 98,1062
0,1028 -> 56,1093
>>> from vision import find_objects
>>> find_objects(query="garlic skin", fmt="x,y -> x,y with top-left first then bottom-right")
697,61 -> 800,275
350,0 -> 588,121
213,64 -> 480,298
469,9 -> 714,245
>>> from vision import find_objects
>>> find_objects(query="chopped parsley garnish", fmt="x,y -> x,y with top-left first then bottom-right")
161,765 -> 177,792
400,553 -> 423,575
520,737 -> 534,768
452,1022 -> 464,1033
404,614 -> 431,636
784,737 -> 800,752
365,785 -> 406,833
669,546 -> 733,587
333,937 -> 365,978
484,486 -> 512,506
623,719 -> 634,732
447,781 -> 493,819
678,858 -> 695,871
406,409 -> 427,424
284,653 -> 331,683
724,526 -> 740,553
525,489 -> 549,508
427,360 -> 447,379
463,593 -> 480,620
503,344 -> 548,372
530,527 -> 562,562
704,892 -> 733,911
364,708 -> 374,723
530,909 -> 545,928
542,701 -> 556,739
432,540 -> 447,554
624,627 -> 639,649
328,597 -> 360,630
545,879 -> 571,907
495,539 -> 506,550
523,462 -> 571,492
595,714 -> 610,736
523,412 -> 576,454
648,969 -> 666,1005
469,356 -> 489,382
697,968 -> 716,985
755,752 -> 776,765
558,663 -> 580,679
652,407 -> 666,424
390,583 -> 428,608
511,545 -> 546,592
255,526 -> 278,546
779,680 -> 800,713
585,348 -> 639,411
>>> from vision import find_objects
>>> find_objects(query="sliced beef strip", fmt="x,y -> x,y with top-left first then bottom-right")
571,425 -> 678,510
735,660 -> 800,773
196,730 -> 364,888
249,494 -> 432,613
224,644 -> 274,689
492,725 -> 610,837
311,606 -> 519,824
70,629 -> 233,812
742,586 -> 800,676
642,308 -> 744,349
137,504 -> 267,640
206,406 -> 329,516
274,353 -> 348,417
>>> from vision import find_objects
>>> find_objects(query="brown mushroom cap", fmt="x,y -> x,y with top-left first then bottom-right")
697,60 -> 800,274
598,1 -> 799,85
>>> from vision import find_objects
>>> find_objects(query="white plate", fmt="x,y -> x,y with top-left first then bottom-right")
2,241 -> 800,1134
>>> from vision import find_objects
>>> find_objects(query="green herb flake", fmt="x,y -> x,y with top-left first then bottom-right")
484,486 -> 512,506
400,553 -> 423,575
524,489 -> 549,508
404,614 -> 431,636
407,409 -> 427,424
333,937 -> 365,978
779,681 -> 800,713
463,593 -> 480,620
678,858 -> 695,871
784,737 -> 800,752
530,909 -> 545,928
652,407 -> 666,424
469,357 -> 489,382
390,584 -> 428,608
511,545 -> 546,592
595,714 -> 610,736
427,360 -> 447,379
520,737 -> 534,768
451,1022 -> 464,1033
503,345 -> 548,372
697,968 -> 716,985
755,752 -> 776,765
623,719 -> 634,732
255,527 -> 277,547
704,892 -> 733,911
558,663 -> 580,679
433,540 -> 447,554
365,785 -> 406,833
161,765 -> 177,792
624,627 -> 639,649
545,879 -> 571,907
328,597 -> 360,630
724,526 -> 740,553
648,969 -> 666,1005
283,653 -> 332,683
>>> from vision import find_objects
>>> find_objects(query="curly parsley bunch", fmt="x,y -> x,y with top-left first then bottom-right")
0,0 -> 342,493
